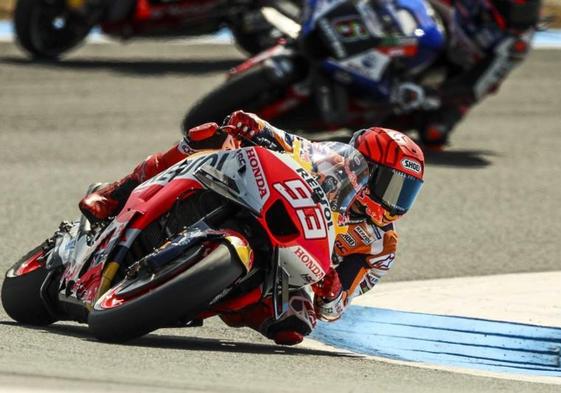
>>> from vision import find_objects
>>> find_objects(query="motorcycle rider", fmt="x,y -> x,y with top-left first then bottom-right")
80,110 -> 425,345
386,0 -> 541,149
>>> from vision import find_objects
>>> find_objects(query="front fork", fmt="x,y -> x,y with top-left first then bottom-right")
270,247 -> 290,320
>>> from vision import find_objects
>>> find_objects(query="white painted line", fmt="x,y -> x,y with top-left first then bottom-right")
353,271 -> 561,327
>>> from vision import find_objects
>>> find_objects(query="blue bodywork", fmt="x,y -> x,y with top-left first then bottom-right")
301,0 -> 446,98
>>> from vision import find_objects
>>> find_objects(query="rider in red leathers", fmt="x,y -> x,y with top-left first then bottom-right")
80,111 -> 425,345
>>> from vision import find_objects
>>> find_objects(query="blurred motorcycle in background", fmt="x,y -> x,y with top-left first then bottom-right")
13,0 -> 302,59
182,0 -> 446,134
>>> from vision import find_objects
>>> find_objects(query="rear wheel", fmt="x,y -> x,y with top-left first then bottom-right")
14,0 -> 92,60
1,243 -> 56,325
88,243 -> 245,342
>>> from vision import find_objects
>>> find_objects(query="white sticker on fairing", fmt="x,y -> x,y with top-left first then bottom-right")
401,158 -> 422,174
280,245 -> 327,287
244,148 -> 270,200
338,49 -> 390,82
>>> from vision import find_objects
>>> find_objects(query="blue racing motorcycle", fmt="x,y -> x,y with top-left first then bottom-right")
182,0 -> 447,133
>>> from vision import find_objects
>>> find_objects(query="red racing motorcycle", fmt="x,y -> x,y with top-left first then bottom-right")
13,0 -> 301,59
1,130 -> 368,342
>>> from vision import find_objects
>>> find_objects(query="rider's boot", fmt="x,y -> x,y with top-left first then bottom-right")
79,123 -> 226,223
79,143 -> 190,223
220,289 -> 316,346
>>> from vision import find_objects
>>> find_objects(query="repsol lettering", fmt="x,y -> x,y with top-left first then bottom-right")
296,168 -> 333,230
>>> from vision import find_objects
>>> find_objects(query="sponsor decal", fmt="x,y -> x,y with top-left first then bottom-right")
354,226 -> 373,245
139,151 -> 231,189
296,168 -> 334,232
246,148 -> 269,199
341,233 -> 356,247
318,17 -> 347,58
294,246 -> 326,280
368,253 -> 395,270
401,158 -> 422,174
333,16 -> 369,42
359,270 -> 380,294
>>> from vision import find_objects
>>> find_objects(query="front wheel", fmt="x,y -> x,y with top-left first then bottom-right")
181,56 -> 306,132
1,243 -> 57,325
88,243 -> 245,342
14,0 -> 93,60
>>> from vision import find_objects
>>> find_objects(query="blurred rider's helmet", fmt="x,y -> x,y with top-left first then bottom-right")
454,0 -> 540,47
350,127 -> 425,226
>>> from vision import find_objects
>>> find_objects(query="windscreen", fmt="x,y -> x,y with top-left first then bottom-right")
308,142 -> 369,215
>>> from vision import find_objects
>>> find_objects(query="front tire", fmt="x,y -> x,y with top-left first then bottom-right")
88,244 -> 245,342
1,244 -> 56,325
181,56 -> 306,132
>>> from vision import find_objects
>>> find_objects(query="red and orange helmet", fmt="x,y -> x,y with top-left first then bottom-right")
350,127 -> 425,226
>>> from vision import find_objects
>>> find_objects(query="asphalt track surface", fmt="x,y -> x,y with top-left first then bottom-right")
0,41 -> 560,392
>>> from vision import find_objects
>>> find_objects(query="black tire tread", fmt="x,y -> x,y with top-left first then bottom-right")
88,244 -> 244,342
1,244 -> 56,325
182,65 -> 281,132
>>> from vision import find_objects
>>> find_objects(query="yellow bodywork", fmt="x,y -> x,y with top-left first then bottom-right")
224,235 -> 253,272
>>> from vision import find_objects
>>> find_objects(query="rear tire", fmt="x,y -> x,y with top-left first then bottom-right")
88,244 -> 245,342
1,244 -> 56,325
14,0 -> 92,60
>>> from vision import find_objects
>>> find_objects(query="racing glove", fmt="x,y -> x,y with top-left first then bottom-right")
222,110 -> 294,152
312,268 -> 347,322
224,110 -> 267,140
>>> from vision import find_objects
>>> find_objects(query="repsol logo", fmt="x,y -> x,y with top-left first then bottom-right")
401,158 -> 422,174
296,168 -> 334,231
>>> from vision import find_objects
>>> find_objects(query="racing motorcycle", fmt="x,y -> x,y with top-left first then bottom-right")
13,0 -> 302,59
1,128 -> 368,342
182,0 -> 446,133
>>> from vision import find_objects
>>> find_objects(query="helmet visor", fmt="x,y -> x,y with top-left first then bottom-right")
368,163 -> 423,215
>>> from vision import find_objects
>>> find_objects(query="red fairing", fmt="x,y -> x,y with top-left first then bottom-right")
14,250 -> 44,276
251,147 -> 333,276
121,179 -> 203,231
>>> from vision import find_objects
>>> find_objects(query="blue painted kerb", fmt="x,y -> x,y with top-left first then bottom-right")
312,305 -> 561,377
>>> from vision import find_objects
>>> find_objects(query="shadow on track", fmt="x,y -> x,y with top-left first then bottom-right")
423,149 -> 497,168
0,321 -> 353,358
0,56 -> 242,76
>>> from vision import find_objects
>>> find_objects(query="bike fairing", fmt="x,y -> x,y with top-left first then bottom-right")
302,0 -> 446,98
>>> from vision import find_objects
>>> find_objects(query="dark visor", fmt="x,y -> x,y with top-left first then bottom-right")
368,163 -> 424,215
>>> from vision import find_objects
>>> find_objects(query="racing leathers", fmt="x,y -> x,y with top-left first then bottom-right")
79,111 -> 399,345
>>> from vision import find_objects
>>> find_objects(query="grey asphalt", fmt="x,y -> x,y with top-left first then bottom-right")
0,41 -> 560,392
